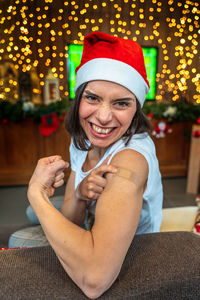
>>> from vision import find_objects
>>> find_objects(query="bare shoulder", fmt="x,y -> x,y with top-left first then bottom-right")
106,149 -> 148,190
111,148 -> 148,169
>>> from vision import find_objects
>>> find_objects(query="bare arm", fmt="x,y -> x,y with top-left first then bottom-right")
61,157 -> 117,226
28,150 -> 148,299
60,171 -> 87,226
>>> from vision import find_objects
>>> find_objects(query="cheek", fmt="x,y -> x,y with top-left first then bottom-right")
117,109 -> 137,127
79,101 -> 92,120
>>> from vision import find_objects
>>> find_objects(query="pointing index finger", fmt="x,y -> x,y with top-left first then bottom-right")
96,164 -> 117,177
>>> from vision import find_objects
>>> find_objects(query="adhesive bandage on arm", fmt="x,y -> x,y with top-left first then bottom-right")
114,167 -> 147,190
116,167 -> 136,182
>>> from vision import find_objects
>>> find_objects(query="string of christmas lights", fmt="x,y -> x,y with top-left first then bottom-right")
0,0 -> 199,103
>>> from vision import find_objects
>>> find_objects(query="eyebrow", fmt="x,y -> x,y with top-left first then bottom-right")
84,90 -> 102,100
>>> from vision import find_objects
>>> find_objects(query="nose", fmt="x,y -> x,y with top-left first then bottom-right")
96,103 -> 112,125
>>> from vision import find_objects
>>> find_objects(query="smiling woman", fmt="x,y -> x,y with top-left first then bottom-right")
78,81 -> 137,149
9,32 -> 163,299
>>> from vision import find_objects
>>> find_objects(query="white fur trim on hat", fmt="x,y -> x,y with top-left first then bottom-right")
74,58 -> 149,107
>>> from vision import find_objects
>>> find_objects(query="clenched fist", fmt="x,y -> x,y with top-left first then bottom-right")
28,155 -> 69,198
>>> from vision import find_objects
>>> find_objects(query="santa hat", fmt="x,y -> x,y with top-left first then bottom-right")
75,32 -> 149,107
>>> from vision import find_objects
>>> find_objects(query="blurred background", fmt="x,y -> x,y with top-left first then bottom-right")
0,0 -> 199,225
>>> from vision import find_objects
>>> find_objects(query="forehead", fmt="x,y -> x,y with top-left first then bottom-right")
84,80 -> 136,98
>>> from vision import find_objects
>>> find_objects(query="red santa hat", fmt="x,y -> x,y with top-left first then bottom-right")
75,32 -> 150,107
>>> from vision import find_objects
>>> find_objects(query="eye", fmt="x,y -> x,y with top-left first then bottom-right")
84,94 -> 99,103
114,101 -> 129,109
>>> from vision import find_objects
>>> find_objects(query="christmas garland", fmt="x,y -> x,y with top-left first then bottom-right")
0,97 -> 71,123
142,101 -> 200,123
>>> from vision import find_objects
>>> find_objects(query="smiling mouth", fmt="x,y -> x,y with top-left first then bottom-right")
90,123 -> 114,135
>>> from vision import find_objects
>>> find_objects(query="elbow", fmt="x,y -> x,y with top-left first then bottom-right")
81,272 -> 110,299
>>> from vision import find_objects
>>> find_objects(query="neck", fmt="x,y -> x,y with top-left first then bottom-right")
90,146 -> 107,161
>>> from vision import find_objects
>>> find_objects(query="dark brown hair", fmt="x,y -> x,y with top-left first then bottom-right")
65,83 -> 152,151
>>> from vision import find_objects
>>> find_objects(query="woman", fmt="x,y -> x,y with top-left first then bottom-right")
15,32 -> 163,298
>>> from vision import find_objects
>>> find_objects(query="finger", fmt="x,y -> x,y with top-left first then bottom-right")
53,179 -> 65,188
42,155 -> 62,165
88,182 -> 104,194
50,160 -> 69,175
87,190 -> 100,200
54,172 -> 65,182
94,164 -> 117,177
88,175 -> 107,188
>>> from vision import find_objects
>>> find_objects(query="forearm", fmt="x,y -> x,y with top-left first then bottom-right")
61,187 -> 87,226
28,187 -> 94,287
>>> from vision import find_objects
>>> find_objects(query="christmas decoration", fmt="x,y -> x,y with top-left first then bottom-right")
192,130 -> 200,138
0,1 -> 199,103
143,101 -> 200,123
44,69 -> 60,105
75,32 -> 149,107
39,113 -> 60,136
162,106 -> 177,119
192,119 -> 200,138
22,101 -> 34,113
152,121 -> 172,138
0,97 -> 71,123
30,67 -> 42,104
0,56 -> 19,102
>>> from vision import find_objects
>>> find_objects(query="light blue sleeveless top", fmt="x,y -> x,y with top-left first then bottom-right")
69,133 -> 163,234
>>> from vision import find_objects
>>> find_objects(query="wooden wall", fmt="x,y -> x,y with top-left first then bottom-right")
0,119 -> 70,185
0,119 -> 192,186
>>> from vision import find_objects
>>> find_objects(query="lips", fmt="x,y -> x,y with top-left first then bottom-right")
89,122 -> 116,138
92,123 -> 113,134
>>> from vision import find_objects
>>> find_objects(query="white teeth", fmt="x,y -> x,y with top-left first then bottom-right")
92,124 -> 113,134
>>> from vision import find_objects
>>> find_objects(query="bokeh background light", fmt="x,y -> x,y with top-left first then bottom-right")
0,0 -> 199,103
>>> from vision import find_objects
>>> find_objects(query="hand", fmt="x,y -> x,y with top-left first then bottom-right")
28,155 -> 69,198
77,155 -> 117,202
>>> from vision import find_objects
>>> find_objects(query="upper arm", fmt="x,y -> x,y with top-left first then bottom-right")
91,149 -> 148,281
